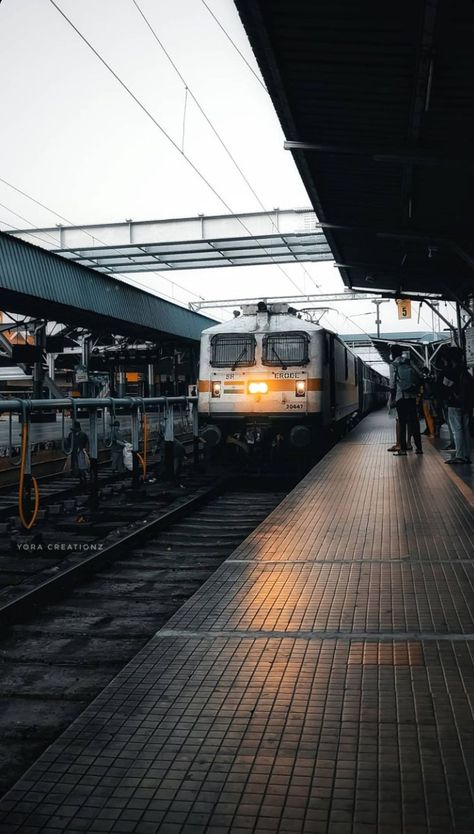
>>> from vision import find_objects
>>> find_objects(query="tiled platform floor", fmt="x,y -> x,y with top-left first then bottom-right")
1,413 -> 474,834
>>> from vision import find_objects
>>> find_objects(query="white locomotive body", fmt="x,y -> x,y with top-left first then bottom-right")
198,302 -> 386,449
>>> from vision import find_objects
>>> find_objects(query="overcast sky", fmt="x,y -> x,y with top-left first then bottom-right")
0,0 -> 459,337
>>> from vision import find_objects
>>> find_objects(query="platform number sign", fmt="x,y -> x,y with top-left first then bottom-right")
396,299 -> 412,320
75,365 -> 89,383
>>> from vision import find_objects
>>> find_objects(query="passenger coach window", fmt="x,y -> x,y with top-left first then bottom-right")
210,334 -> 256,368
262,332 -> 309,367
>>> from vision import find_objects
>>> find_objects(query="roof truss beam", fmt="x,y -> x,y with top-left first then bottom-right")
6,209 -> 332,273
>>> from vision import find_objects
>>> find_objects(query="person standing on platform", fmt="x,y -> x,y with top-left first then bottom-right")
390,351 -> 423,456
433,348 -> 456,450
67,421 -> 89,484
387,346 -> 413,451
442,347 -> 474,464
110,420 -> 126,473
421,367 -> 437,438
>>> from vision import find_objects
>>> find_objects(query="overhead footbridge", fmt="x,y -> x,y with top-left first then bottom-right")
7,208 -> 332,273
0,231 -> 215,343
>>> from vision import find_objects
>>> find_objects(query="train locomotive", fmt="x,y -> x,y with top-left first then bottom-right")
198,302 -> 387,455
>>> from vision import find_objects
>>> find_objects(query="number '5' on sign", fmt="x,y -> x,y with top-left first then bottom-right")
396,299 -> 412,320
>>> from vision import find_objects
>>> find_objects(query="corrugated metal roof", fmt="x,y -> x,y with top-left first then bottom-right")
0,232 -> 216,342
235,0 -> 474,300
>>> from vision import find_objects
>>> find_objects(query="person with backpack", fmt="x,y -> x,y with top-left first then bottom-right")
442,347 -> 473,464
389,351 -> 423,456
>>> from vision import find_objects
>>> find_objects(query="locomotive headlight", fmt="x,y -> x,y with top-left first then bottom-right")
248,381 -> 268,395
212,381 -> 222,398
295,380 -> 306,397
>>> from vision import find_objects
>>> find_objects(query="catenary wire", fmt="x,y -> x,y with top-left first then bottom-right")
47,0 -> 306,296
200,0 -> 267,93
130,0 -> 320,292
0,201 -> 61,247
0,216 -> 65,250
0,178 -> 204,302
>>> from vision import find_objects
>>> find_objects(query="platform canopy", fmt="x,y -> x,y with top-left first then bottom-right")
0,231 -> 216,343
235,0 -> 474,301
8,209 -> 332,273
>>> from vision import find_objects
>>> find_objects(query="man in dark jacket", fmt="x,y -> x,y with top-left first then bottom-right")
67,421 -> 89,483
390,351 -> 423,455
442,347 -> 473,464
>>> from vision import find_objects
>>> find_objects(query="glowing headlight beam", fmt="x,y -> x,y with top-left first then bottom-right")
248,381 -> 268,394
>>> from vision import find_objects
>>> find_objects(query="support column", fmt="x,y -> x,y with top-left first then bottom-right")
33,323 -> 46,400
88,409 -> 99,510
23,414 -> 33,521
164,402 -> 174,481
47,353 -> 56,381
117,365 -> 126,398
456,303 -> 465,351
147,363 -> 156,397
131,407 -> 141,488
173,350 -> 179,395
81,336 -> 92,398
192,402 -> 200,468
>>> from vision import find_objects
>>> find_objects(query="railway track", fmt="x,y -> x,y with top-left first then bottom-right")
0,433 -> 197,522
0,478 -> 288,797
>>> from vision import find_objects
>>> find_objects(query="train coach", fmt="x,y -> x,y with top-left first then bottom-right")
198,301 -> 387,453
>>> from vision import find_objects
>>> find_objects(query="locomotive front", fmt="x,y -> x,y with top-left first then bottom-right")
198,302 -> 324,451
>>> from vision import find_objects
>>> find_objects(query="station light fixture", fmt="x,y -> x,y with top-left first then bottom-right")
248,381 -> 269,395
295,380 -> 306,397
212,381 -> 222,397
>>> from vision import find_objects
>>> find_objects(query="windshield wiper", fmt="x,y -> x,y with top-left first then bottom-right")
231,346 -> 247,371
272,346 -> 287,370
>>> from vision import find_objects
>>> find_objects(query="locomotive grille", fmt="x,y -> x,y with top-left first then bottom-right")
210,334 -> 256,368
262,332 -> 309,366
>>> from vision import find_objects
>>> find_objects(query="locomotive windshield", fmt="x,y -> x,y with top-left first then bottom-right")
262,332 -> 309,368
210,334 -> 256,368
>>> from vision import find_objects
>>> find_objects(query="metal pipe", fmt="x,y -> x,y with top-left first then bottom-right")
7,411 -> 22,465
0,396 -> 197,413
423,300 -> 456,335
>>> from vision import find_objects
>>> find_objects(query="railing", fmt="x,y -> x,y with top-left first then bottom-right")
3,397 -> 200,527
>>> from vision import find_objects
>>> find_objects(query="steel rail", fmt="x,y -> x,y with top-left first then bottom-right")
0,474 -> 230,627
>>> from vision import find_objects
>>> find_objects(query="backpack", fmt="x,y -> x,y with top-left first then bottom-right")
396,361 -> 419,397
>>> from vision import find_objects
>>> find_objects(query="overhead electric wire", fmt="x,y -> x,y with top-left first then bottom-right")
130,0 -> 320,293
0,215 -> 63,250
0,201 -> 60,247
47,0 -> 306,296
116,273 -> 204,307
0,178 -> 204,303
200,0 -> 267,93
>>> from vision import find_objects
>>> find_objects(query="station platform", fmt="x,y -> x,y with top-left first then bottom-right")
1,412 -> 474,834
